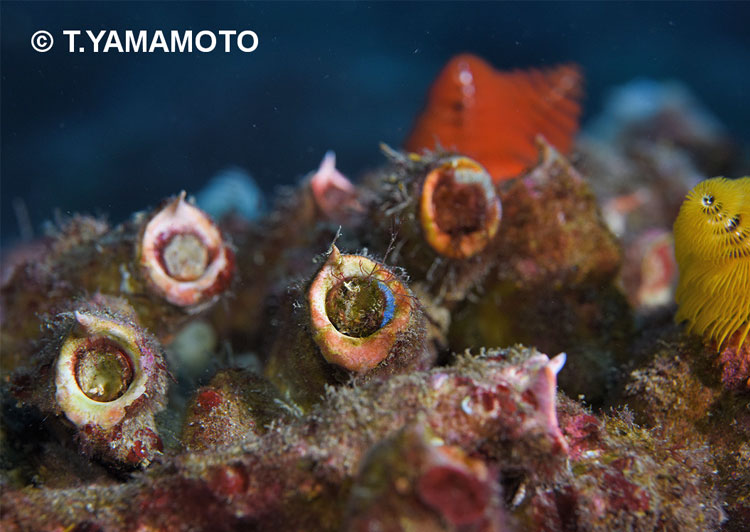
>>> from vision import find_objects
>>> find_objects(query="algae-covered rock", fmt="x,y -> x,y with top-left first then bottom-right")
624,333 -> 750,531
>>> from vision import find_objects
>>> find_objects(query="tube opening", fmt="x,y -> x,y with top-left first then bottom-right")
325,276 -> 393,338
432,171 -> 488,236
74,337 -> 134,402
160,232 -> 209,281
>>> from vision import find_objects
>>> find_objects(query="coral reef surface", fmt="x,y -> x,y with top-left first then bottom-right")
2,57 -> 749,532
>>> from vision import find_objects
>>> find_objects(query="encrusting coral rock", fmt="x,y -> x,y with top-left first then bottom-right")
538,396 -> 725,532
1,55 -> 746,532
491,139 -> 621,289
0,215 -> 110,372
581,79 -> 739,184
450,139 -> 632,405
623,332 -> 747,531
0,347 -> 724,531
181,368 -> 292,452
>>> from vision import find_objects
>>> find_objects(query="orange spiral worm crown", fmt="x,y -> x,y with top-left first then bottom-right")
673,176 -> 750,350
405,54 -> 583,183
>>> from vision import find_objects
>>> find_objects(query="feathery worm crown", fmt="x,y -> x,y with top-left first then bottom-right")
673,177 -> 750,350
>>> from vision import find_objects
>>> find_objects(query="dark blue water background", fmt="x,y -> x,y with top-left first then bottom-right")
2,1 -> 749,247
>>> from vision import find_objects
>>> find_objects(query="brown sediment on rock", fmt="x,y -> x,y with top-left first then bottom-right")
181,368 -> 293,452
716,335 -> 750,390
0,216 -> 111,372
451,281 -> 632,406
544,396 -> 725,532
492,138 -> 621,288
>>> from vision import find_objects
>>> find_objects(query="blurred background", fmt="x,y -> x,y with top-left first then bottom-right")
2,1 -> 749,248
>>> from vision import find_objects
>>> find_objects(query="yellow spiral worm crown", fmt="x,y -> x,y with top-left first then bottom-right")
673,176 -> 750,350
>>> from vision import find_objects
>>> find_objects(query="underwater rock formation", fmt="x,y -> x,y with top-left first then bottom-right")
623,331 -> 749,531
181,368 -> 291,452
1,137 -> 743,531
542,394 -> 725,531
449,140 -> 632,405
583,79 -> 739,179
2,55 -> 749,531
1,348 -> 725,531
